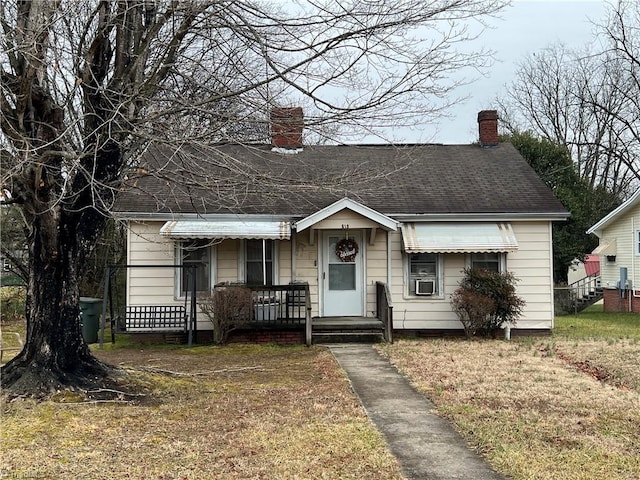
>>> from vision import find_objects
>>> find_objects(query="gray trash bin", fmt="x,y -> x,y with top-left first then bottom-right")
80,297 -> 103,344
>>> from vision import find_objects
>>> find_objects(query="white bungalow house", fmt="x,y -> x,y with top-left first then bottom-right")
587,189 -> 640,313
112,109 -> 569,344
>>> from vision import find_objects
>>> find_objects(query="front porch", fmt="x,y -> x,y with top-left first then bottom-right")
102,278 -> 393,346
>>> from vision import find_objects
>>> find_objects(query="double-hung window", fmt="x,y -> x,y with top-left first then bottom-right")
245,239 -> 274,286
177,239 -> 211,295
470,253 -> 504,272
408,253 -> 440,296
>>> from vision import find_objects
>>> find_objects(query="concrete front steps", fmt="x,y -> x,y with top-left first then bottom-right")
311,317 -> 385,344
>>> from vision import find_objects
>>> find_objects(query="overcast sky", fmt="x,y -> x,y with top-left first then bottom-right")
397,0 -> 610,144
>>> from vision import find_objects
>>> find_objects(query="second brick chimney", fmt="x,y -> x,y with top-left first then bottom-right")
271,107 -> 304,148
478,110 -> 499,147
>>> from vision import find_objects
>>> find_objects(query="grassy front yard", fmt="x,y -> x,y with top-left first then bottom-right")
1,344 -> 404,479
2,304 -> 639,479
378,305 -> 640,480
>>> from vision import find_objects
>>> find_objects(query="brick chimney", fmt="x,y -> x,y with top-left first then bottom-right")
477,110 -> 499,147
271,107 -> 304,148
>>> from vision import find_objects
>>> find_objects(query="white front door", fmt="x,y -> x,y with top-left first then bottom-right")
322,231 -> 364,316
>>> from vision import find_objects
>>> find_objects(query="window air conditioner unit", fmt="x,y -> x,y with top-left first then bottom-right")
415,279 -> 435,296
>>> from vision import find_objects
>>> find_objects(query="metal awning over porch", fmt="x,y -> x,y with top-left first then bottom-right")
159,220 -> 291,240
401,222 -> 519,253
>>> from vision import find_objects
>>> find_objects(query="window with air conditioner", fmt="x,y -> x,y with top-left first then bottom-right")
407,253 -> 440,297
415,279 -> 435,296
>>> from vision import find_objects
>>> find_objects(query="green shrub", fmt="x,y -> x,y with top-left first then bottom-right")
451,268 -> 525,338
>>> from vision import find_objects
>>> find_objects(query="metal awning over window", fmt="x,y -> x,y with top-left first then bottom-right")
401,222 -> 518,253
591,238 -> 616,256
160,220 -> 291,240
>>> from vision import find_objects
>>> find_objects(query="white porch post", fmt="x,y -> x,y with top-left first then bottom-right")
262,239 -> 267,285
291,233 -> 297,282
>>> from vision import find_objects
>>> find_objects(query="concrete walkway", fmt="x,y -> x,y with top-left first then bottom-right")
329,344 -> 505,480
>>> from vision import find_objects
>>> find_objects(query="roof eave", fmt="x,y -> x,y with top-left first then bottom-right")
295,197 -> 399,232
391,212 -> 570,222
115,210 -> 570,224
587,189 -> 640,236
114,212 -> 293,222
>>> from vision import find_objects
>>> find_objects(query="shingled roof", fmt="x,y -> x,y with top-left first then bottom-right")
115,142 -> 568,219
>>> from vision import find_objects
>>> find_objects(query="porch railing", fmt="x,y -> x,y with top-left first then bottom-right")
245,283 -> 310,326
568,275 -> 601,299
554,275 -> 602,315
376,281 -> 394,343
109,280 -> 310,340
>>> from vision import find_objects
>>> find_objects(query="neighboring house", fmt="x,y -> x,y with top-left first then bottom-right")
587,189 -> 640,313
0,252 -> 26,287
565,254 -> 601,312
113,109 -> 569,343
567,255 -> 600,285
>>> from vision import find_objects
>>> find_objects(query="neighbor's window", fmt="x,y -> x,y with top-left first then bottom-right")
178,239 -> 211,294
637,230 -> 640,255
408,253 -> 440,296
245,239 -> 274,286
470,253 -> 503,272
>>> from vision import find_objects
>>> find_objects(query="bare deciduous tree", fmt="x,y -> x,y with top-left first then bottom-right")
0,0 -> 506,397
498,1 -> 640,198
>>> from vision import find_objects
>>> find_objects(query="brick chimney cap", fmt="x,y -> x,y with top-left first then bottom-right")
477,110 -> 498,122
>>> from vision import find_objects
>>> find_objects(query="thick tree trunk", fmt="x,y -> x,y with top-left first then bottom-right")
1,209 -> 112,398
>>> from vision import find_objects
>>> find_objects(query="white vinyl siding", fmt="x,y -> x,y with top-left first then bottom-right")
597,207 -> 640,291
127,222 -> 213,331
312,209 -> 382,230
127,218 -> 557,332
217,239 -> 239,284
389,221 -> 555,330
127,222 -> 175,306
291,230 -> 320,315
365,229 -> 388,316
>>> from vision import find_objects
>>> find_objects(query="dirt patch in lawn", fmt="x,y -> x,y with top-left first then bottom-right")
1,344 -> 405,480
553,338 -> 640,391
378,338 -> 640,480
